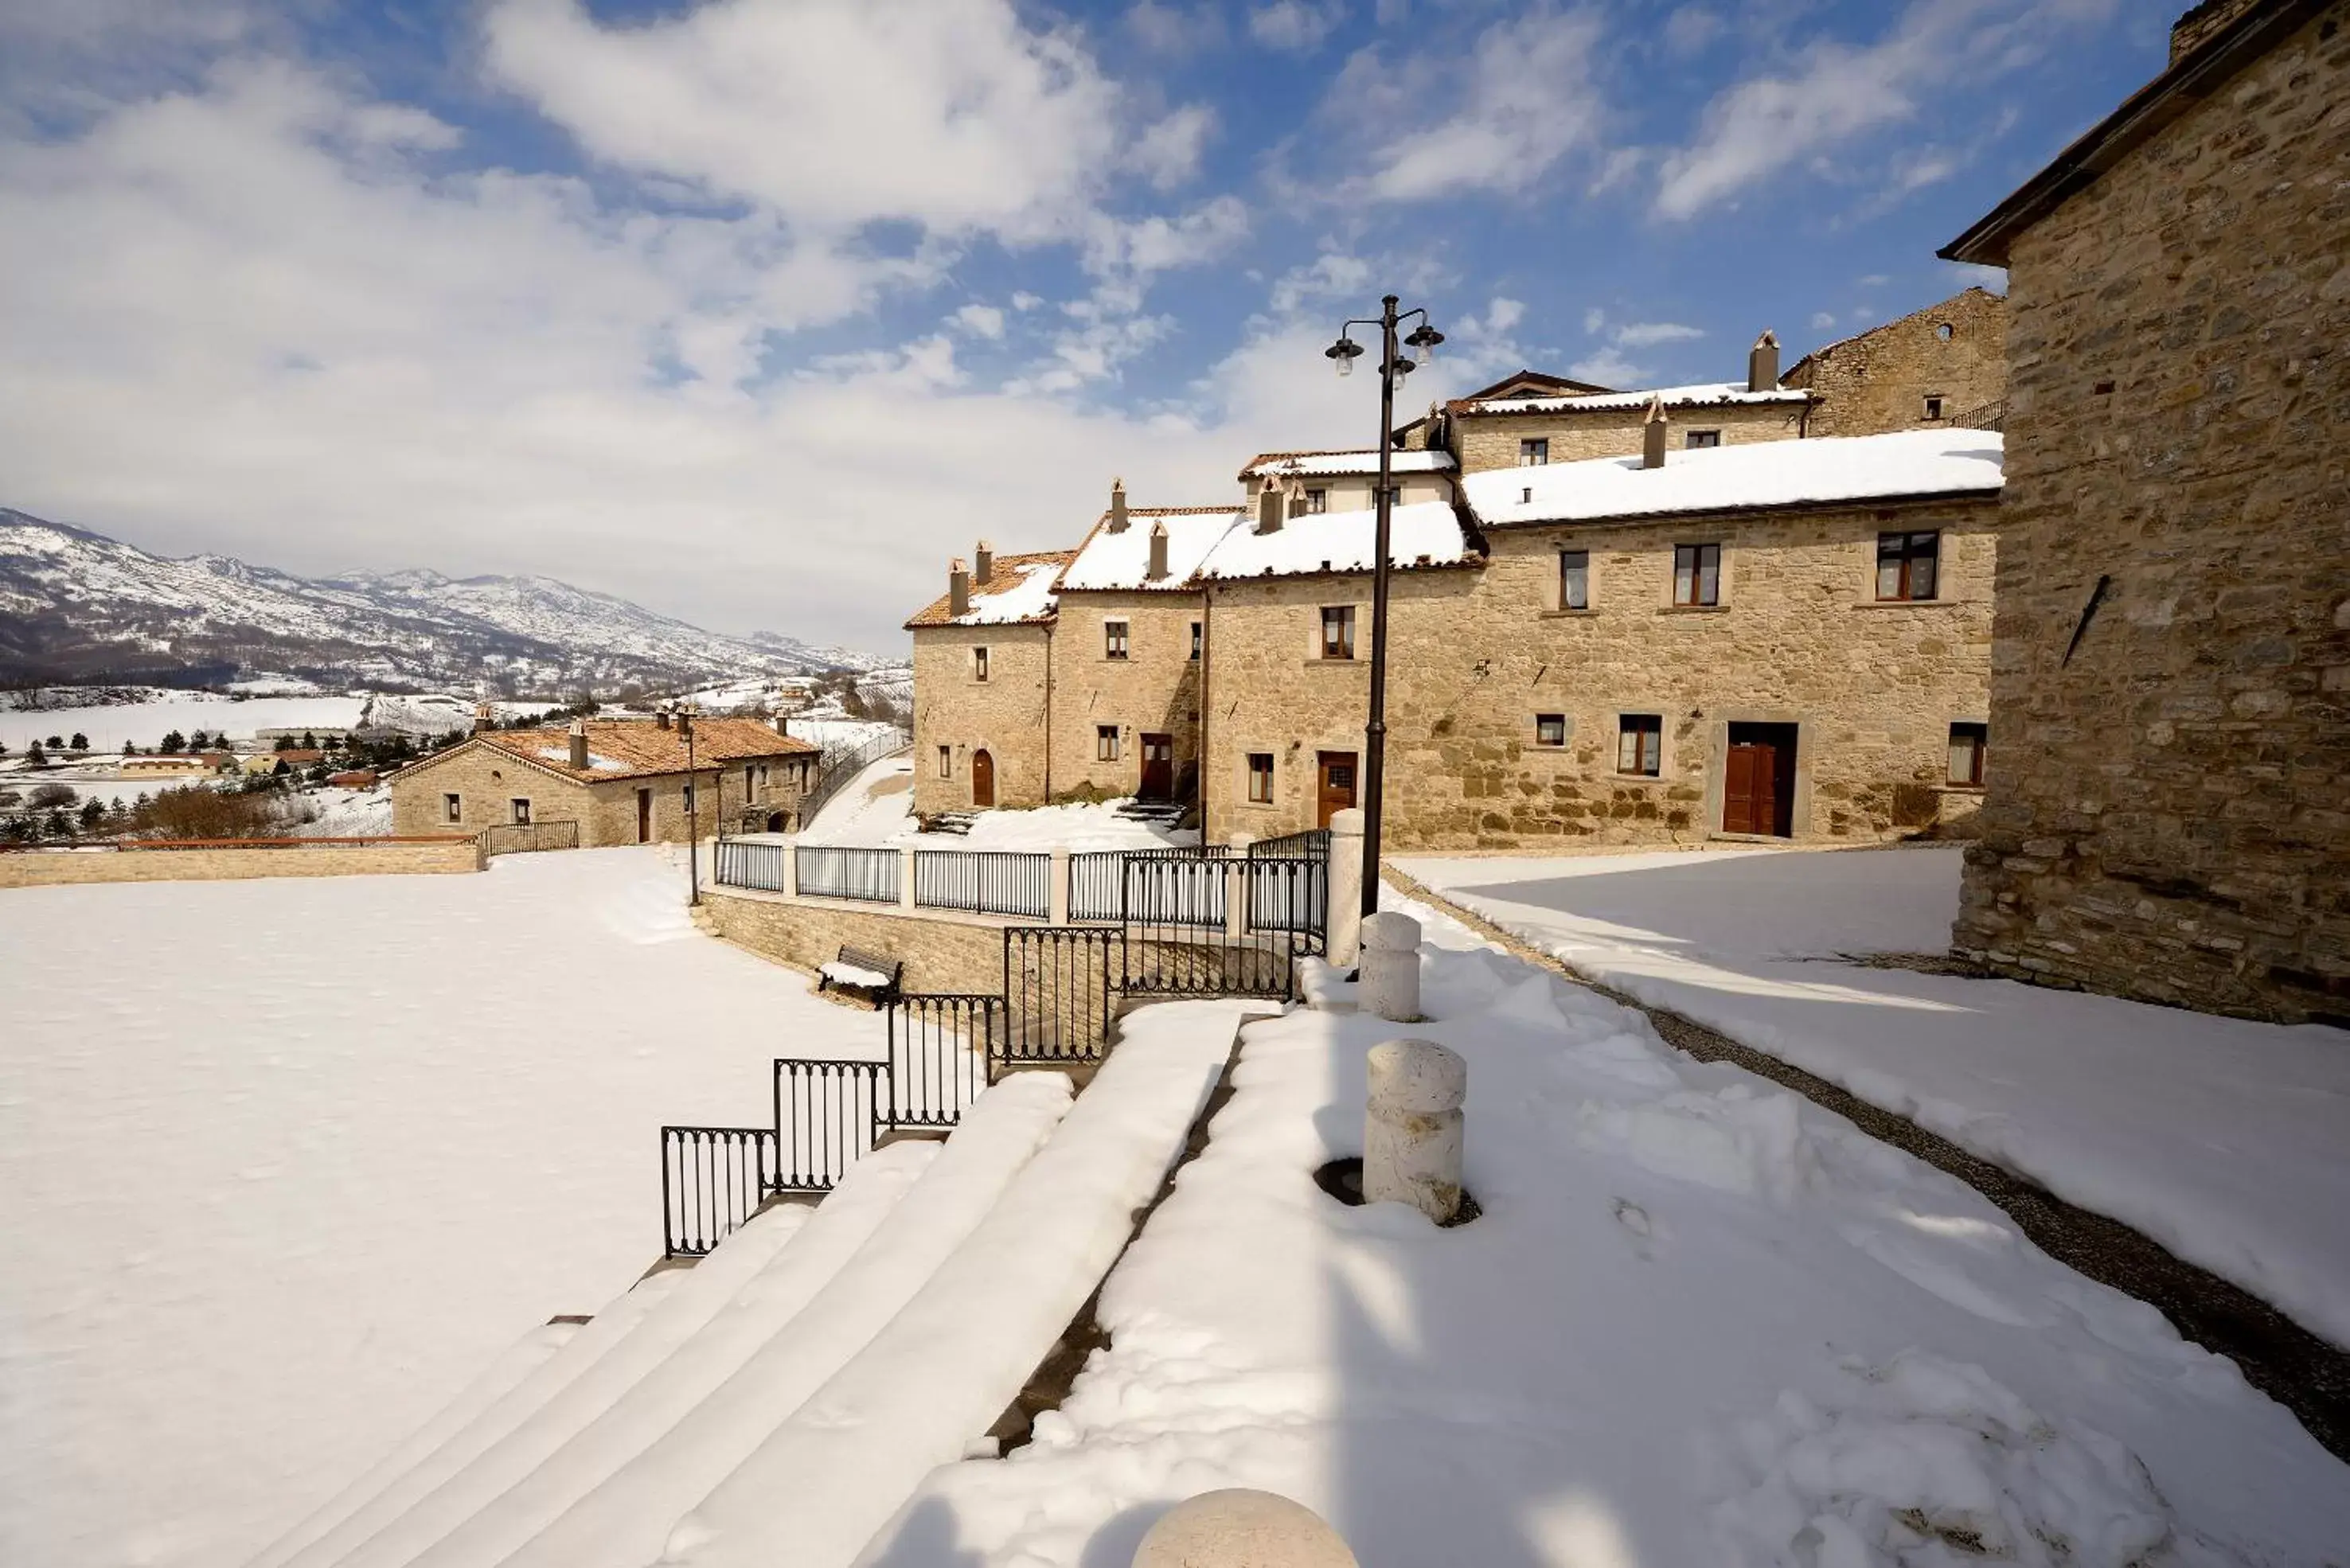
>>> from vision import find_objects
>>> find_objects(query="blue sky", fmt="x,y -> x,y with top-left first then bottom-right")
0,0 -> 2171,652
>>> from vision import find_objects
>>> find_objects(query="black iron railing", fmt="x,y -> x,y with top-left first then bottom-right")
795,846 -> 900,903
1247,852 -> 1329,945
715,838 -> 788,891
771,1059 -> 890,1192
1248,827 -> 1329,863
915,850 -> 1050,919
887,993 -> 999,1127
1122,851 -> 1227,929
1067,851 -> 1128,922
1003,926 -> 1122,1063
478,821 -> 580,856
660,1125 -> 776,1259
795,727 -> 912,827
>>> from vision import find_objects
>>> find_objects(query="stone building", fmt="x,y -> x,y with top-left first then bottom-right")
1939,0 -> 2349,1024
1780,287 -> 2008,436
388,715 -> 817,844
905,547 -> 1072,816
1239,449 -> 1457,514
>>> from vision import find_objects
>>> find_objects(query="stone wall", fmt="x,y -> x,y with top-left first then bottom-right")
0,837 -> 483,887
2171,0 -> 2263,60
1952,5 -> 2350,1024
910,623 -> 1052,816
1047,588 -> 1205,802
701,885 -> 1008,995
1451,400 -> 1804,474
1782,288 -> 2008,437
391,747 -> 720,847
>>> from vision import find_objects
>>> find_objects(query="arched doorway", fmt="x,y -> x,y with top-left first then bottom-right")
971,749 -> 996,808
766,811 -> 788,833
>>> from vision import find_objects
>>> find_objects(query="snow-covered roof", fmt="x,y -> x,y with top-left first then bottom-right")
904,550 -> 1075,629
1454,381 -> 1814,415
1238,450 -> 1456,480
1464,428 -> 2003,529
1056,509 -> 1244,593
1195,500 -> 1478,581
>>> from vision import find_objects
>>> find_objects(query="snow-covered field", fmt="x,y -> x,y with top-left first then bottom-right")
0,849 -> 882,1568
798,755 -> 1193,852
1395,845 -> 2350,1350
0,693 -> 367,751
865,901 -> 2350,1567
291,786 -> 397,838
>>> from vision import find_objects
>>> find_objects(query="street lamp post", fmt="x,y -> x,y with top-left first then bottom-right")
1325,295 -> 1443,924
677,702 -> 702,907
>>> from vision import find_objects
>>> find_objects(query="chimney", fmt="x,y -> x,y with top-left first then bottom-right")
1642,396 -> 1669,470
1747,330 -> 1781,393
974,539 -> 993,585
1107,478 -> 1130,534
1255,480 -> 1283,535
472,700 -> 493,735
773,712 -> 790,739
949,556 -> 971,617
677,708 -> 693,742
568,718 -> 589,770
656,708 -> 671,731
1147,520 -> 1170,581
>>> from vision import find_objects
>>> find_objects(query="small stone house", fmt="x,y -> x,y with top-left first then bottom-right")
388,715 -> 818,844
906,547 -> 1074,817
1940,0 -> 2349,1023
1781,287 -> 2008,436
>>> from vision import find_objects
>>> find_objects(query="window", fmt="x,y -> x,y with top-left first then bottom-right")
1320,606 -> 1357,660
1685,430 -> 1722,450
443,793 -> 461,824
1673,543 -> 1721,607
1923,396 -> 1946,421
1097,725 -> 1121,763
1301,487 -> 1329,515
1247,753 -> 1275,804
1949,722 -> 1987,787
973,646 -> 990,681
1519,438 -> 1549,466
510,798 -> 532,826
1936,322 -> 1954,341
1536,714 -> 1567,747
1104,620 -> 1130,660
681,784 -> 695,814
1189,621 -> 1203,661
1558,549 -> 1589,610
746,764 -> 759,800
1876,530 -> 1941,601
938,744 -> 951,778
1618,715 -> 1663,776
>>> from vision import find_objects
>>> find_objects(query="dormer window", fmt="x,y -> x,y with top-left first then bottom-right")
1519,438 -> 1549,466
1300,488 -> 1329,515
1684,430 -> 1721,449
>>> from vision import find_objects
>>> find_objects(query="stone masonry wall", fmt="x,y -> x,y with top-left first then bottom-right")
1048,588 -> 1205,802
1952,4 -> 2350,1024
702,885 -> 1007,995
912,624 -> 1053,816
391,747 -> 719,847
1452,400 -> 1804,474
1782,288 -> 2008,437
0,837 -> 482,887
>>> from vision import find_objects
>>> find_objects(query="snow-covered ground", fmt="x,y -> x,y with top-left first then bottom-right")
291,786 -> 398,838
863,901 -> 2350,1567
0,848 -> 883,1568
0,692 -> 367,751
1396,845 -> 2350,1351
798,755 -> 1194,852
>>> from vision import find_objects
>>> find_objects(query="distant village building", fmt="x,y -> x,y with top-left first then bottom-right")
123,752 -> 231,778
1780,287 -> 2008,436
388,714 -> 818,844
1940,0 -> 2348,1023
905,548 -> 1073,817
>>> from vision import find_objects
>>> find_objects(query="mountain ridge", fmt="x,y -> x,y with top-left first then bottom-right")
0,507 -> 885,692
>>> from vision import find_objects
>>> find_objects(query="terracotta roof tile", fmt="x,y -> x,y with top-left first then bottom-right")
411,716 -> 818,786
904,548 -> 1075,629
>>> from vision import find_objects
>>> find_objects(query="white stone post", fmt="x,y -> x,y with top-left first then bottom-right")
1364,1038 -> 1466,1225
1048,845 -> 1070,924
1326,807 -> 1365,969
1132,1489 -> 1359,1568
898,845 -> 918,911
782,837 -> 798,901
1359,910 -> 1421,1023
1224,833 -> 1254,939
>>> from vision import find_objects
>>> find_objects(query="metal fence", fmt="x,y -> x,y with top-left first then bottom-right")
1247,852 -> 1329,942
479,820 -> 580,856
885,993 -> 999,1128
1248,827 -> 1330,863
659,1124 -> 776,1259
771,1058 -> 890,1192
914,850 -> 1051,919
714,837 -> 788,891
794,845 -> 901,903
1003,926 -> 1122,1063
1120,853 -> 1322,1000
794,727 -> 912,827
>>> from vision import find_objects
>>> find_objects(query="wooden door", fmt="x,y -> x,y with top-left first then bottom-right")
1315,751 -> 1357,829
1138,733 -> 1174,800
1723,724 -> 1796,837
971,749 -> 996,808
636,787 -> 652,844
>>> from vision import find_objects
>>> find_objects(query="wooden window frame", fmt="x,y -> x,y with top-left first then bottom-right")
1518,437 -> 1549,467
1301,487 -> 1329,515
1617,714 -> 1663,777
1535,714 -> 1567,748
510,798 -> 532,826
1876,530 -> 1941,603
444,792 -> 461,824
973,646 -> 990,681
1673,542 -> 1721,607
1684,430 -> 1722,450
1320,606 -> 1357,661
1189,621 -> 1203,661
1097,724 -> 1121,763
1557,548 -> 1589,610
1247,752 -> 1275,804
1923,395 -> 1946,421
937,744 -> 951,778
1104,620 -> 1130,661
1948,721 -> 1987,787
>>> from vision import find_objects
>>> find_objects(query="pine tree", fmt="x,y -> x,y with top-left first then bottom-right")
78,798 -> 104,829
68,732 -> 88,751
25,741 -> 46,768
160,731 -> 185,754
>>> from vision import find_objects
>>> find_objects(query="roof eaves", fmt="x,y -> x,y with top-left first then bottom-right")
1478,485 -> 2003,532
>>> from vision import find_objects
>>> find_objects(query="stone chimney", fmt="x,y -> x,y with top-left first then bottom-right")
656,708 -> 671,731
772,712 -> 790,738
2170,0 -> 2260,63
1255,480 -> 1283,535
1641,396 -> 1669,470
1107,478 -> 1130,534
1147,520 -> 1170,581
974,539 -> 993,585
472,700 -> 493,735
949,556 -> 971,617
1747,330 -> 1781,393
568,718 -> 589,770
677,708 -> 693,742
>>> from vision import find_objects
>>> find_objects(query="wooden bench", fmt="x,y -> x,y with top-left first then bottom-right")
817,944 -> 904,1004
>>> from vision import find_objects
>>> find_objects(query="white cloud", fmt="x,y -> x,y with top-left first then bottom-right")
1583,306 -> 1607,336
1611,321 -> 1703,349
1810,310 -> 1838,330
953,302 -> 1007,338
1322,4 -> 1607,203
1654,0 -> 2119,221
1267,252 -> 1374,318
1662,6 -> 1723,57
1248,0 -> 1345,53
1125,0 -> 1225,54
1081,195 -> 1250,277
1567,346 -> 1645,387
1484,298 -> 1525,334
1010,291 -> 1046,310
1127,102 -> 1216,190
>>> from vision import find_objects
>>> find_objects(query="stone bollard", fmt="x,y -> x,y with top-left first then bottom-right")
1364,1038 -> 1466,1224
1359,910 -> 1421,1022
1131,1489 -> 1359,1568
1325,808 -> 1365,969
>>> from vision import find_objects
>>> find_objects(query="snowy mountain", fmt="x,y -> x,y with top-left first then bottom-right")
0,508 -> 887,691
